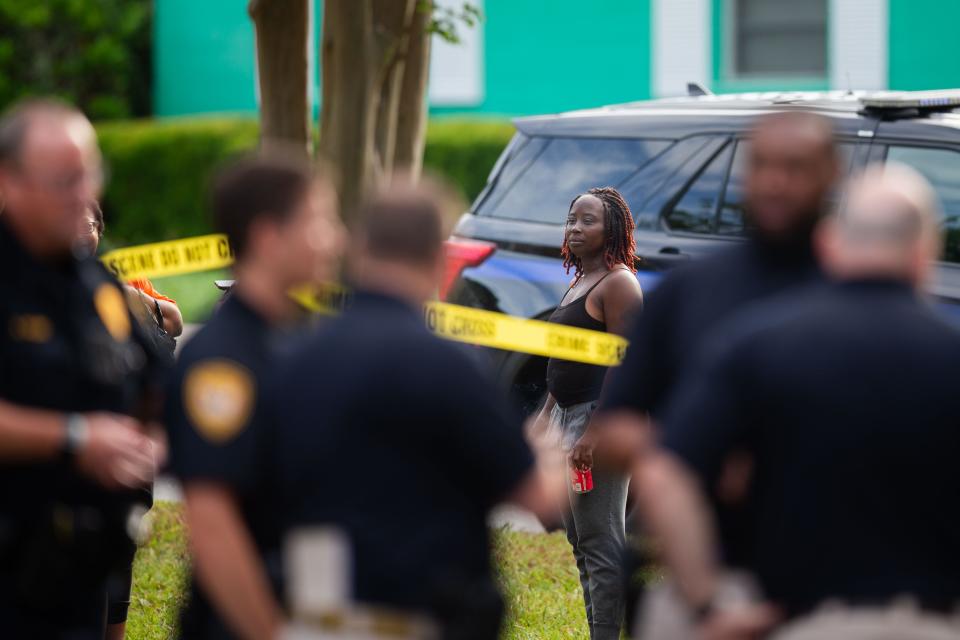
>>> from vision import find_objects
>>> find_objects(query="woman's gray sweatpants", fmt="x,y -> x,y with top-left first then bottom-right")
551,400 -> 629,640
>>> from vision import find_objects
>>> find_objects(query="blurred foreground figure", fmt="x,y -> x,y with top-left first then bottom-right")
598,111 -> 841,624
164,154 -> 344,639
78,200 -> 183,366
636,164 -> 960,639
0,99 -> 163,638
269,183 -> 562,640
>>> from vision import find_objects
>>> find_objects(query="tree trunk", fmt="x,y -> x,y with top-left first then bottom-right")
318,0 -> 378,220
392,4 -> 431,182
371,0 -> 416,178
249,0 -> 310,153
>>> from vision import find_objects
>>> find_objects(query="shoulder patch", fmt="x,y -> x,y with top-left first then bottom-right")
94,283 -> 132,341
9,314 -> 53,343
183,359 -> 256,443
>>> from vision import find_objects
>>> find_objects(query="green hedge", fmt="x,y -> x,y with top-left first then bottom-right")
95,117 -> 515,248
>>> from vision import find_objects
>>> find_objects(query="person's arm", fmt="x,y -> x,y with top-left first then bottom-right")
185,483 -> 284,640
155,298 -> 183,337
0,399 -> 154,488
570,271 -> 643,470
526,393 -> 557,439
0,399 -> 68,459
635,450 -> 721,609
635,450 -> 780,639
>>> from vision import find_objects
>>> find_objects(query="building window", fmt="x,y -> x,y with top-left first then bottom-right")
729,0 -> 827,78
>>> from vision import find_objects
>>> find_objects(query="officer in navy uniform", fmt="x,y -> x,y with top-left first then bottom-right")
268,184 -> 561,640
164,154 -> 344,640
597,111 -> 841,627
0,100 -> 163,638
633,165 -> 960,639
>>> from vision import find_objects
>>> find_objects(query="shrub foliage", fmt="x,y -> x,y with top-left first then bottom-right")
96,118 -> 515,246
0,0 -> 152,119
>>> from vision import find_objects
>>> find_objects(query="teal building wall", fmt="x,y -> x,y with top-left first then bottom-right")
888,0 -> 960,91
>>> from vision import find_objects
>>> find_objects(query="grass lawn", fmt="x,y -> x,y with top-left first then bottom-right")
150,269 -> 230,324
128,502 -> 590,639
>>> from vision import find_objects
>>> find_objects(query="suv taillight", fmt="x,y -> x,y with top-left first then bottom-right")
439,238 -> 496,300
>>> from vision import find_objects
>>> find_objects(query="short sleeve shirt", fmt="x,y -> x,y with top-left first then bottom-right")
0,221 -> 165,512
269,291 -> 535,616
603,240 -> 822,418
165,293 -> 285,637
661,281 -> 960,614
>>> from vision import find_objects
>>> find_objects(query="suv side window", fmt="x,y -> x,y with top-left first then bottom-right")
671,139 -> 855,237
664,141 -> 734,234
885,145 -> 960,263
476,137 -> 670,224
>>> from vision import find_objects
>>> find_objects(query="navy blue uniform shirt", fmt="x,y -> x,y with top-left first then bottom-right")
165,293 -> 285,639
0,220 -> 163,631
662,279 -> 960,616
604,237 -> 822,418
269,290 -> 535,634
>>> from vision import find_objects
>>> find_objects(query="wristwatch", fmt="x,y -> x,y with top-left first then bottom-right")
63,413 -> 90,459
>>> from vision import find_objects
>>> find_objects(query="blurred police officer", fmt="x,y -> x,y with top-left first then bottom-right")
268,183 -> 562,640
0,99 -> 162,638
164,153 -> 344,640
634,164 -> 960,639
596,112 -> 841,619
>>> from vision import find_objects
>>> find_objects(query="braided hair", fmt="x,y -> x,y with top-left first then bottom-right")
561,186 -> 637,277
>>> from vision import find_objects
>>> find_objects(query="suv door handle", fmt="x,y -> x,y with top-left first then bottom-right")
659,246 -> 682,255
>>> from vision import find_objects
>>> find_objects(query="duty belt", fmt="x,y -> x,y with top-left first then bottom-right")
285,606 -> 440,640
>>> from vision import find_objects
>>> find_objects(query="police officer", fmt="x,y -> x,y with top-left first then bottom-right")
267,183 -> 562,640
0,99 -> 162,638
595,111 -> 841,624
164,153 -> 345,639
634,164 -> 960,639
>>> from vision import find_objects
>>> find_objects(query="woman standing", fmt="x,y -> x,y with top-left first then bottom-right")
532,187 -> 643,640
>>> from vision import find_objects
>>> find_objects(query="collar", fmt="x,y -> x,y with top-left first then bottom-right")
349,288 -> 421,317
0,218 -> 76,279
223,290 -> 272,330
835,276 -> 915,296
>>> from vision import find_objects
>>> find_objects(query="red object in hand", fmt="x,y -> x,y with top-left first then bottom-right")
572,466 -> 594,494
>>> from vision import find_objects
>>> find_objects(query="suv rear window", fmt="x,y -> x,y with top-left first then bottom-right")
885,145 -> 960,264
475,137 -> 670,224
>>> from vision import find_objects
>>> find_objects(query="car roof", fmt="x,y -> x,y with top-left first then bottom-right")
514,90 -> 960,140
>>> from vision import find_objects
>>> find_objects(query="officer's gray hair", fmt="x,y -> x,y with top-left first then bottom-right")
0,98 -> 83,166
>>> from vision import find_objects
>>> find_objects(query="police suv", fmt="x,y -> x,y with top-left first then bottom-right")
441,88 -> 960,412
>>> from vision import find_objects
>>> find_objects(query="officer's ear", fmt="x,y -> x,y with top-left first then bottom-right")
245,214 -> 283,262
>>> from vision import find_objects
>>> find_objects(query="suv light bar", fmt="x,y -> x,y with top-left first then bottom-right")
860,89 -> 960,111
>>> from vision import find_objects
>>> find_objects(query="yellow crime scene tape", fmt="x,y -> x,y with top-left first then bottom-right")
101,235 -> 628,366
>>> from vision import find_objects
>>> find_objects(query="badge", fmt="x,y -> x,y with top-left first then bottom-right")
94,283 -> 132,341
183,359 -> 256,443
9,314 -> 53,343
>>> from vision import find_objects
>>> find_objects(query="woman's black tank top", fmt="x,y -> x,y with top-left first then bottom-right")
545,270 -> 618,408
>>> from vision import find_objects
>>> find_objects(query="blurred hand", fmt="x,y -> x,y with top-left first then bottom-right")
569,429 -> 596,471
524,411 -> 551,441
590,410 -> 653,473
76,413 -> 156,490
698,604 -> 781,640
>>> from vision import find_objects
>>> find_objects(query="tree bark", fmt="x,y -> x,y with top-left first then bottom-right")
318,0 -> 378,220
249,0 -> 310,153
392,4 -> 432,182
371,0 -> 416,178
